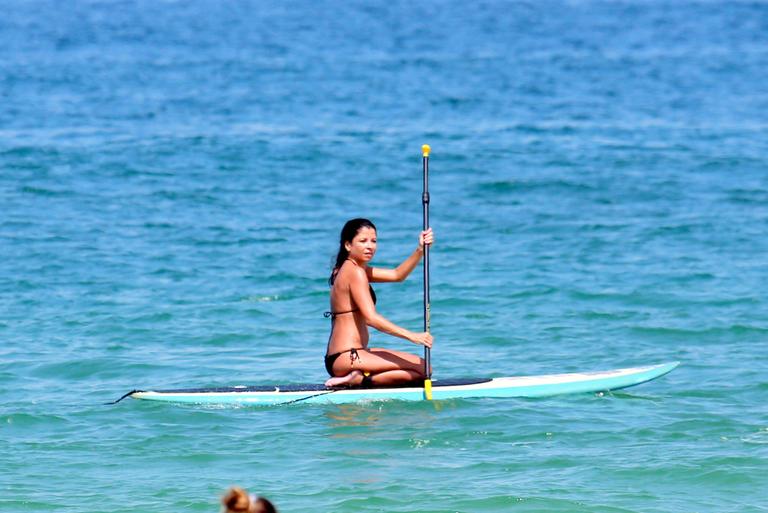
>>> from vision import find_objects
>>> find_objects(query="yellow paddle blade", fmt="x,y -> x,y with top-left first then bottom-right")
424,379 -> 433,400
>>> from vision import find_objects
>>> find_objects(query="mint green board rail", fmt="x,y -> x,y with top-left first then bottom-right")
127,362 -> 679,406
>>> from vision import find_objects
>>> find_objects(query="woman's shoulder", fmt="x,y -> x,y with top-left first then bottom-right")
336,260 -> 368,283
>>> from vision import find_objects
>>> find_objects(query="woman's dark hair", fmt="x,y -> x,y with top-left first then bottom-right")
329,218 -> 376,285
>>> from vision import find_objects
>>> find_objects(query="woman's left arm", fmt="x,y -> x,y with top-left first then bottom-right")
369,228 -> 433,283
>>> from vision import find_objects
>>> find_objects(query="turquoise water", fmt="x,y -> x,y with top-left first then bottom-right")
2,1 -> 767,511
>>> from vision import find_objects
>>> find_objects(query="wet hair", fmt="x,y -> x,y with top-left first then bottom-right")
221,487 -> 277,513
329,218 -> 377,285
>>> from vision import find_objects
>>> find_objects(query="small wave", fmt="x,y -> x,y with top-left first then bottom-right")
243,294 -> 280,302
741,427 -> 768,445
19,185 -> 74,197
4,412 -> 68,428
477,179 -> 595,194
630,324 -> 768,337
726,188 -> 768,205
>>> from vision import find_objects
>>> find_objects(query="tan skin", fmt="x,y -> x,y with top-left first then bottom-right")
325,226 -> 435,388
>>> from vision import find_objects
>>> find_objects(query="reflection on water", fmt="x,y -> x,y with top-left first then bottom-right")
319,401 -> 452,486
322,400 -> 446,436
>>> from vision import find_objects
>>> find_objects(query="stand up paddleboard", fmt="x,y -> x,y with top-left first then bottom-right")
114,152 -> 679,407
118,362 -> 678,406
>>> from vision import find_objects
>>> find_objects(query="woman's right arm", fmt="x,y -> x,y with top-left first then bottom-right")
349,267 -> 433,348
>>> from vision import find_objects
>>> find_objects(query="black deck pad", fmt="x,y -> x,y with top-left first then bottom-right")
150,377 -> 492,394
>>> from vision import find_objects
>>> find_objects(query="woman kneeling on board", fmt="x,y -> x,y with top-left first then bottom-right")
325,218 -> 434,388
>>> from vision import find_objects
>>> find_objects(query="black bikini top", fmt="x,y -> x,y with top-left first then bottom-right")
324,285 -> 376,319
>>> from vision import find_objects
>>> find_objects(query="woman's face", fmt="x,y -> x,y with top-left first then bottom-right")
345,227 -> 377,263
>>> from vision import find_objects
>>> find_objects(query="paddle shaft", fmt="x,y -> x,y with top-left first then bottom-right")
422,147 -> 432,380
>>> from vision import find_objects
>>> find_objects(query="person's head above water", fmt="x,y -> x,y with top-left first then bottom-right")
330,218 -> 377,285
221,487 -> 277,513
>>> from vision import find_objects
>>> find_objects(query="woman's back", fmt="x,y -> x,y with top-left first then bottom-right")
327,261 -> 371,353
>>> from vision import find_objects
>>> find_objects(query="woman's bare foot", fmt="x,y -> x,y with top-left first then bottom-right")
325,370 -> 363,388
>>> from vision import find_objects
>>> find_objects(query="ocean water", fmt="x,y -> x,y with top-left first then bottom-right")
1,1 -> 767,511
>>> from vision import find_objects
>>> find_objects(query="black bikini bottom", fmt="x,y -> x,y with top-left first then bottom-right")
324,348 -> 373,387
324,348 -> 362,376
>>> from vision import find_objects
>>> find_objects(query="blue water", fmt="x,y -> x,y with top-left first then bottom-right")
2,1 -> 767,511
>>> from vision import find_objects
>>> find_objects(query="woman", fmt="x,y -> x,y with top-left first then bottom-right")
324,218 -> 434,388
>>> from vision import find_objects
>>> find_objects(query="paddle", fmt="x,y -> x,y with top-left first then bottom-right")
421,144 -> 433,400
